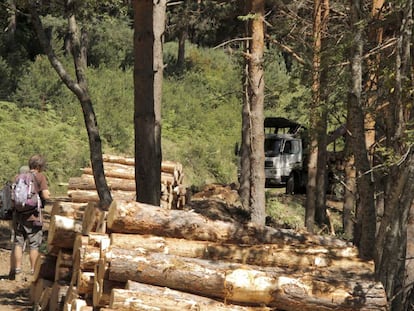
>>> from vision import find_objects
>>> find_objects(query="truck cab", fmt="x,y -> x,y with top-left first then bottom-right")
263,117 -> 307,193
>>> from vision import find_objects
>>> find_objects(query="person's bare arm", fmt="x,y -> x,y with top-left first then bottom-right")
41,189 -> 51,200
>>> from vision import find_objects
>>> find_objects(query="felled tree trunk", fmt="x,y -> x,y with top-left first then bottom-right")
107,247 -> 387,310
110,281 -> 271,310
68,189 -> 136,203
109,233 -> 372,272
107,200 -> 351,247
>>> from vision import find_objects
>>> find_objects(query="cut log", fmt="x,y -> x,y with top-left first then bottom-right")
81,203 -> 100,235
51,201 -> 87,220
55,248 -> 73,283
49,282 -> 69,311
63,285 -> 78,311
69,175 -> 136,192
38,286 -> 52,311
33,254 -> 56,282
107,200 -> 351,247
68,189 -> 136,203
71,233 -> 110,273
107,248 -> 387,311
77,271 -> 94,295
93,258 -> 125,307
101,154 -> 183,178
47,215 -> 83,249
70,299 -> 87,311
112,281 -> 272,310
109,233 -> 373,272
83,163 -> 135,180
29,278 -> 53,304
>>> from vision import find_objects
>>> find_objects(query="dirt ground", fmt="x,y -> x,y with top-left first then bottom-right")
0,220 -> 33,311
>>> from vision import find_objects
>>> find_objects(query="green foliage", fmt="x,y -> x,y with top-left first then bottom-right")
86,16 -> 133,68
265,191 -> 306,230
0,101 -> 89,195
162,42 -> 242,186
86,66 -> 134,153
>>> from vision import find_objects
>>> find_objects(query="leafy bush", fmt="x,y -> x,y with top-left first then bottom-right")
0,101 -> 89,195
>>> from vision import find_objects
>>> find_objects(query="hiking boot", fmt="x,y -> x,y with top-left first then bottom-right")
8,268 -> 21,281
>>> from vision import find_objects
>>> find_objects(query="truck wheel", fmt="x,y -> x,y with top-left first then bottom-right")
286,174 -> 295,194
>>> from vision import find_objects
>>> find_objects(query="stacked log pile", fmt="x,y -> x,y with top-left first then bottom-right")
27,155 -> 387,311
30,198 -> 388,311
67,154 -> 186,209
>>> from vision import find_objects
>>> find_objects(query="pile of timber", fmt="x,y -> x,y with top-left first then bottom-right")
29,198 -> 388,311
67,154 -> 186,209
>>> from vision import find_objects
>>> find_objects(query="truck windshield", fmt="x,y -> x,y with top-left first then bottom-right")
265,138 -> 281,156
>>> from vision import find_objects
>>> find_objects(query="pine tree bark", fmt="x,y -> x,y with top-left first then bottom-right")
348,0 -> 376,260
244,0 -> 266,226
133,0 -> 163,206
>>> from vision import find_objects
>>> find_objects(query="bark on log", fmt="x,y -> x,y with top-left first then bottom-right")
107,248 -> 387,310
101,154 -> 183,177
113,281 -> 272,310
107,200 -> 351,247
47,215 -> 83,249
83,162 -> 135,180
69,175 -> 136,192
109,233 -> 373,272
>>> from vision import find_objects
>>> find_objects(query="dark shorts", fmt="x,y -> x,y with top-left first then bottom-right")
13,213 -> 43,250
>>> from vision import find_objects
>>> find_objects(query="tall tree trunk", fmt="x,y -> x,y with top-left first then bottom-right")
375,1 -> 413,308
133,0 -> 163,206
153,0 -> 166,202
239,0 -> 252,211
348,0 -> 376,260
305,0 -> 323,233
342,152 -> 356,240
314,0 -> 329,228
6,0 -> 17,40
177,28 -> 187,68
28,2 -> 113,209
242,0 -> 266,225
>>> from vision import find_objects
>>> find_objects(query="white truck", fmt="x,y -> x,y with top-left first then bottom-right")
263,117 -> 308,194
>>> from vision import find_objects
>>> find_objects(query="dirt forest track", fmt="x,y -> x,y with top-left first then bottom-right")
0,220 -> 32,311
0,203 -> 53,311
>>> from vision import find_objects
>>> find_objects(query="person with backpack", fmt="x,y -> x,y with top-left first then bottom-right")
8,165 -> 30,279
9,154 -> 50,280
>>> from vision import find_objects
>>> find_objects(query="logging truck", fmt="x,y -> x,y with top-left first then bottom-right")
236,117 -> 346,195
263,117 -> 308,194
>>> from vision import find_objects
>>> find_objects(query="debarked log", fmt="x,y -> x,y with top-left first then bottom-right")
107,248 -> 387,311
107,200 -> 352,248
109,233 -> 373,272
